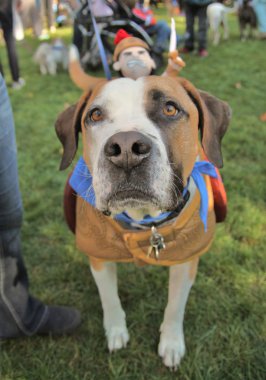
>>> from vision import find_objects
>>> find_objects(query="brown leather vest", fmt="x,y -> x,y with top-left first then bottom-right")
75,175 -> 216,266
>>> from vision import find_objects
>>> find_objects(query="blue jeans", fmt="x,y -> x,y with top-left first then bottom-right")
0,74 -> 47,338
0,2 -> 20,82
146,20 -> 171,52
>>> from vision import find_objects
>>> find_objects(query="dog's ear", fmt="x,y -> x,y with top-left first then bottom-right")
55,92 -> 91,170
198,89 -> 232,167
179,78 -> 231,168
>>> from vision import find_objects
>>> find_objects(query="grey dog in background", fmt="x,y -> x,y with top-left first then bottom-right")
34,38 -> 68,75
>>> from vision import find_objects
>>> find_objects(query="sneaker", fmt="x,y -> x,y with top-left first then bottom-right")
198,49 -> 208,57
37,306 -> 81,336
38,30 -> 50,41
0,305 -> 81,339
180,47 -> 193,54
12,78 -> 25,90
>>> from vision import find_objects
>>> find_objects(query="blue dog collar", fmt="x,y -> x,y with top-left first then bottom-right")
69,157 -> 218,230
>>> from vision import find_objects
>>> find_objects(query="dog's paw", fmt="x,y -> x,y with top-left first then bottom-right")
106,326 -> 129,352
158,333 -> 185,370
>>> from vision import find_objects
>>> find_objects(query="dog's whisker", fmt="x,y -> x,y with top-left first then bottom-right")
75,176 -> 93,192
167,161 -> 185,185
170,182 -> 182,203
79,184 -> 95,214
84,184 -> 94,198
78,163 -> 92,169
76,167 -> 93,178
171,173 -> 184,186
170,170 -> 185,187
77,171 -> 92,178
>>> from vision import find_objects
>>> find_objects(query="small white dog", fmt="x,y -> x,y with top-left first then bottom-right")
207,2 -> 236,45
34,39 -> 69,75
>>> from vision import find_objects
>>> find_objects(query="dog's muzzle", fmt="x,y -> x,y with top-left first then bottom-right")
104,131 -> 152,172
99,131 -> 172,212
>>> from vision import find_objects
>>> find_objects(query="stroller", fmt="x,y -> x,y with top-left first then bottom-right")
73,0 -> 164,70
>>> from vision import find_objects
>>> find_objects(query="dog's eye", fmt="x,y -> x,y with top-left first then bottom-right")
163,102 -> 178,117
90,108 -> 103,122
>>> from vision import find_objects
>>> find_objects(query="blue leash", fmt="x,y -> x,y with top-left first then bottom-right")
87,0 -> 112,80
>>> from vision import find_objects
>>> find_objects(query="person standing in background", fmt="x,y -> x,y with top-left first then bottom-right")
12,0 -> 25,41
41,0 -> 56,33
181,0 -> 211,57
16,0 -> 42,38
0,0 -> 25,89
132,0 -> 173,55
0,73 -> 81,339
18,0 -> 54,40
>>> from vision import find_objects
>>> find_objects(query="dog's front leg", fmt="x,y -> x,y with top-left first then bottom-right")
223,16 -> 229,40
213,27 -> 220,46
40,64 -> 47,75
90,261 -> 129,352
158,258 -> 199,370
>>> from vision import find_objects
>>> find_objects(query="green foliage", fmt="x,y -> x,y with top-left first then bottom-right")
0,10 -> 265,380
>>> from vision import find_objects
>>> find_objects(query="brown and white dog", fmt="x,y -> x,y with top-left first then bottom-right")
55,75 -> 231,370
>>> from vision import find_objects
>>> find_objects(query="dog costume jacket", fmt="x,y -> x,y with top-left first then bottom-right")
65,156 -> 217,267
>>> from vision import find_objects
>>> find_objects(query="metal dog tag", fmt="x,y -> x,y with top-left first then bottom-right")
147,226 -> 165,260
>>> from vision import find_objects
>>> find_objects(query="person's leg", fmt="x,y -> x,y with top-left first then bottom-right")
37,0 -> 50,39
46,0 -> 55,30
146,20 -> 171,52
184,3 -> 196,51
197,5 -> 208,52
72,19 -> 84,54
0,57 -> 4,77
1,14 -> 20,83
31,0 -> 43,38
0,74 -> 81,338
0,74 -> 45,337
40,0 -> 47,29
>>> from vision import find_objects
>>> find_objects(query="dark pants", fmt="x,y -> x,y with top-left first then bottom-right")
73,19 -> 83,54
41,0 -> 54,29
184,3 -> 208,51
0,6 -> 20,82
0,74 -> 47,338
146,20 -> 171,52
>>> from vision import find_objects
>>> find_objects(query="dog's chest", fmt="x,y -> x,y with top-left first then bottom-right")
52,48 -> 65,62
75,177 -> 216,266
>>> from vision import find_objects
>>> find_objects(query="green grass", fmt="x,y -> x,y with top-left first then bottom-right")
0,8 -> 266,380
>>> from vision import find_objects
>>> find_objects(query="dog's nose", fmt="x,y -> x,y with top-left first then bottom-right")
104,131 -> 152,171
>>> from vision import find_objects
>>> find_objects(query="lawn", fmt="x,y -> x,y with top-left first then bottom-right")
0,7 -> 266,380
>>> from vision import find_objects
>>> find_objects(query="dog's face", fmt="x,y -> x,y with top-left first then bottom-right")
81,77 -> 199,214
56,76 -> 231,215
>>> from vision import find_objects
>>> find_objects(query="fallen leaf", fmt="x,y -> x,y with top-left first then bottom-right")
259,113 -> 266,122
234,82 -> 242,89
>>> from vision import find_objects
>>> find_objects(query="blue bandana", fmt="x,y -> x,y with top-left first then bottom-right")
69,157 -> 218,231
189,161 -> 218,231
